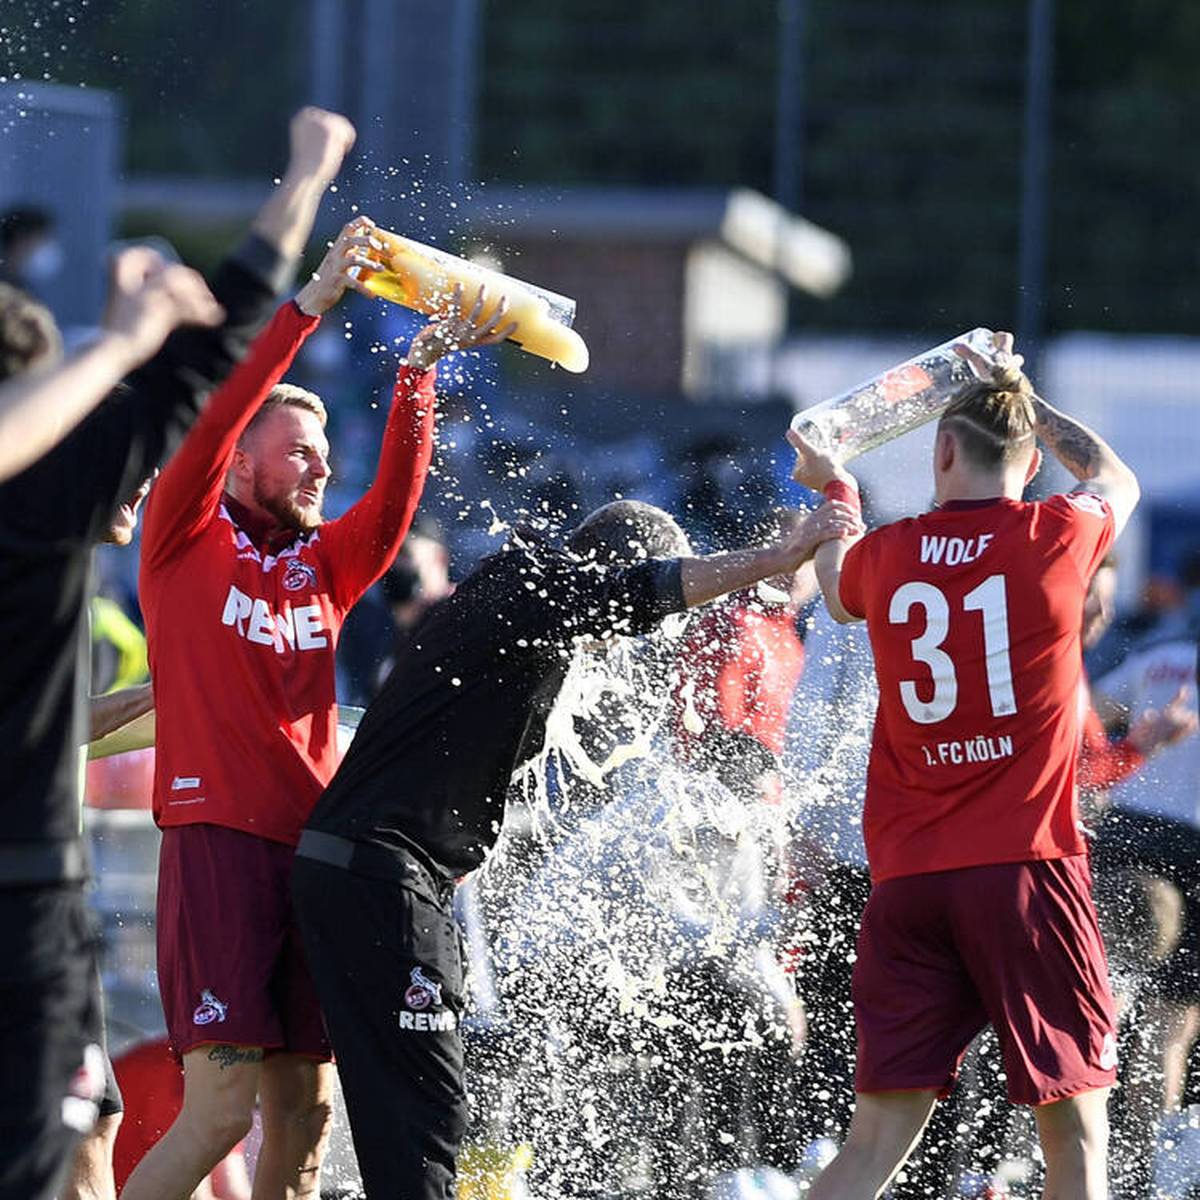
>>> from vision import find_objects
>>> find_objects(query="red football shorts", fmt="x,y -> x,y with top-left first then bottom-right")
852,854 -> 1117,1106
156,824 -> 330,1061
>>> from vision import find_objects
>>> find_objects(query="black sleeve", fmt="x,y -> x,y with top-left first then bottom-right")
9,234 -> 295,544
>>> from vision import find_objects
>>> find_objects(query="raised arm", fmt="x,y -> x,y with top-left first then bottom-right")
139,137 -> 370,567
321,284 -> 518,609
679,501 -> 861,610
138,298 -> 319,566
784,426 -> 864,623
955,330 -> 1140,538
0,253 -> 222,483
44,108 -> 356,545
1028,395 -> 1139,537
250,108 -> 356,262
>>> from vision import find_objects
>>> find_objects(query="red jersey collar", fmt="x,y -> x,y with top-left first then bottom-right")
934,497 -> 1017,512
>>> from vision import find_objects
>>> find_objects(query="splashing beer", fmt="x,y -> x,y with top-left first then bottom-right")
358,229 -> 590,374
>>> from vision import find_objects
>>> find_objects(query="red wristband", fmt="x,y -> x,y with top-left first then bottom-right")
822,479 -> 861,511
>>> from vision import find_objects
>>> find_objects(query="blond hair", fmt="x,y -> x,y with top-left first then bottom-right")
241,383 -> 327,442
938,368 -> 1035,469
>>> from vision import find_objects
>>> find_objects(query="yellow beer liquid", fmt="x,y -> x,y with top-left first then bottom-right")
361,231 -> 589,374
456,1143 -> 534,1200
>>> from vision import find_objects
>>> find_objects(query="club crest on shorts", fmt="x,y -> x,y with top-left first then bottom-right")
282,560 -> 318,592
61,1042 -> 105,1132
193,988 -> 229,1026
68,1042 -> 106,1102
404,966 -> 442,1011
1099,1032 -> 1118,1071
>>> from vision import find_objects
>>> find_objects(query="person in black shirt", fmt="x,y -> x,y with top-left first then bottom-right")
293,495 -> 863,1200
0,107 -> 356,1200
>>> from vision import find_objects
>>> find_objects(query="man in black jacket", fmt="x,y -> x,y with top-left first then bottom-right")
293,495 -> 863,1200
0,106 -> 356,1200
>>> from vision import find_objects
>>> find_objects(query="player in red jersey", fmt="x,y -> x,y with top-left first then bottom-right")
124,190 -> 518,1200
788,332 -> 1140,1200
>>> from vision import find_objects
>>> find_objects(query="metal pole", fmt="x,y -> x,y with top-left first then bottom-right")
359,0 -> 396,172
446,0 -> 481,188
308,0 -> 344,111
1016,0 -> 1055,374
773,0 -> 806,212
772,0 -> 807,371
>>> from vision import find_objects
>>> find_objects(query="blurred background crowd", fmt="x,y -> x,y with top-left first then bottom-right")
3,1 -> 1200,1197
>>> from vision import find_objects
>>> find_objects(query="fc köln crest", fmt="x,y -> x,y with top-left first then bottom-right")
282,560 -> 318,592
193,988 -> 229,1026
404,966 -> 443,1011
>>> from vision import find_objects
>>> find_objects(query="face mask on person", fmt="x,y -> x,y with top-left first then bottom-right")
21,239 -> 65,283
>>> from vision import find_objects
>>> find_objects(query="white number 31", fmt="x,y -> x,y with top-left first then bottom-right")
888,574 -> 1017,725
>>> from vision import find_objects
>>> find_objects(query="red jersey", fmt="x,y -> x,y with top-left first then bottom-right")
839,493 -> 1115,883
673,596 -> 805,757
140,300 -> 436,846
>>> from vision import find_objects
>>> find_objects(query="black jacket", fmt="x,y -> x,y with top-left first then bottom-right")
0,236 -> 293,866
307,537 -> 686,876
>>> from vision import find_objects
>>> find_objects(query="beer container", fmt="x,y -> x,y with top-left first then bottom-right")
788,328 -> 997,461
358,229 -> 590,374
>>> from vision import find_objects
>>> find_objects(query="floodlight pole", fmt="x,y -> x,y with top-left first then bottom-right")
1016,0 -> 1055,376
309,0 -> 344,112
447,0 -> 481,187
773,0 -> 807,214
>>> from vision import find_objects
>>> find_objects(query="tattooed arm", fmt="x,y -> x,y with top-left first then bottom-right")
1030,394 -> 1140,536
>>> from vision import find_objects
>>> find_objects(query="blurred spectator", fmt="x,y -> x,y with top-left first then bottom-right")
376,519 -> 454,685
678,433 -> 770,551
90,593 -> 150,696
672,508 -> 810,778
0,206 -> 63,301
338,518 -> 456,703
1090,561 -> 1200,1199
1088,572 -> 1186,680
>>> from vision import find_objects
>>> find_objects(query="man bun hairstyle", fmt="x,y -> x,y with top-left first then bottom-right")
241,382 -> 328,443
566,499 -> 691,565
0,282 -> 61,382
938,365 -> 1036,469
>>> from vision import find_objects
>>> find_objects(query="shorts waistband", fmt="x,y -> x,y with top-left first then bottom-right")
296,830 -> 454,904
0,840 -> 88,887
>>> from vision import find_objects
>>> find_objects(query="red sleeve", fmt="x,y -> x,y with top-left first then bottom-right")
838,535 -> 871,619
1078,702 -> 1144,791
1044,492 -> 1116,584
140,301 -> 320,569
318,363 -> 438,612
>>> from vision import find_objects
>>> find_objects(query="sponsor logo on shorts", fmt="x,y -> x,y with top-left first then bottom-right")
171,775 -> 201,791
193,988 -> 229,1026
1099,1032 -> 1118,1071
283,560 -> 319,592
404,966 -> 442,1011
